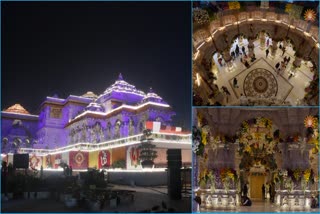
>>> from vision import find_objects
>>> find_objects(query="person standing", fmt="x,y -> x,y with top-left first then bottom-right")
233,77 -> 239,88
262,184 -> 265,200
282,47 -> 286,56
266,48 -> 269,58
243,183 -> 248,197
235,44 -> 240,57
266,38 -> 270,47
269,182 -> 276,203
218,57 -> 223,66
242,46 -> 246,56
222,86 -> 231,103
275,62 -> 280,70
244,60 -> 250,68
231,51 -> 235,60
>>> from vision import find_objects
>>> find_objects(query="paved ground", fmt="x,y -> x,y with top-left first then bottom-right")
1,185 -> 191,213
196,199 -> 320,213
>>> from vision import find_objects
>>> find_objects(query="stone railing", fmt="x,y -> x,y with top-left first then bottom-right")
275,189 -> 313,210
18,132 -> 191,155
196,188 -> 239,210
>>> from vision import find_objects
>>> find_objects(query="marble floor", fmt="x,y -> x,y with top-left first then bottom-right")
197,199 -> 320,213
202,38 -> 315,106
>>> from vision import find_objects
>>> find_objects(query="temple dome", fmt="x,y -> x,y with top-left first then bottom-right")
142,88 -> 167,104
103,73 -> 145,97
97,73 -> 146,105
82,91 -> 98,99
85,101 -> 104,112
4,104 -> 30,115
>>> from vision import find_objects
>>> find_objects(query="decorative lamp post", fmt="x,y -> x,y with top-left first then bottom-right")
138,129 -> 157,168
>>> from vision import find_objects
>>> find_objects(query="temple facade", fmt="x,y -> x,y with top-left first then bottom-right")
1,74 -> 191,170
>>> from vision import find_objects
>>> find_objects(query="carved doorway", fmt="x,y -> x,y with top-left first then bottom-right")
250,174 -> 265,199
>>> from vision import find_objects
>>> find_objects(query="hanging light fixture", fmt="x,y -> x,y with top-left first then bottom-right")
304,9 -> 316,22
304,115 -> 316,128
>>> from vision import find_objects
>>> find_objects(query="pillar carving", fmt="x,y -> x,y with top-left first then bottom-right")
270,40 -> 278,58
223,49 -> 233,71
248,39 -> 255,58
293,57 -> 302,68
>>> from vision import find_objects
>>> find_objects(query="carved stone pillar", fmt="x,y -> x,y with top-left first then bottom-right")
270,40 -> 278,58
260,32 -> 266,50
248,39 -> 255,58
223,49 -> 234,71
293,57 -> 302,68
260,0 -> 269,9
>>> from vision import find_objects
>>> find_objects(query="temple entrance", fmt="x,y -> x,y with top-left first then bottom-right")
238,116 -> 279,203
250,174 -> 265,199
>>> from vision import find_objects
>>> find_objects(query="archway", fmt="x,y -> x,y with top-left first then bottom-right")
237,117 -> 280,200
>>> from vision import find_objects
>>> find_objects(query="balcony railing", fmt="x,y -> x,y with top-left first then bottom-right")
18,132 -> 191,155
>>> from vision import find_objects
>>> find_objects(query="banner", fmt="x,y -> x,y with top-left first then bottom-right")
89,151 -> 99,168
126,145 -> 141,169
69,151 -> 88,169
146,121 -> 161,132
29,154 -> 42,170
98,150 -> 111,168
54,154 -> 62,168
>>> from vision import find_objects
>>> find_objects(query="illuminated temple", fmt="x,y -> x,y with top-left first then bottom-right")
1,74 -> 191,171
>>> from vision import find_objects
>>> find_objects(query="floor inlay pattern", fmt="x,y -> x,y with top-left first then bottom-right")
243,68 -> 278,98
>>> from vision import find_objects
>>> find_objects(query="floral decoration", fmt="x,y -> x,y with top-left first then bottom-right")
276,168 -> 315,192
192,126 -> 208,156
238,117 -> 278,170
193,8 -> 210,25
198,168 -> 238,191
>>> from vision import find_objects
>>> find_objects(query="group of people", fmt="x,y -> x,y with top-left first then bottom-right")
240,182 -> 278,207
230,44 -> 254,69
240,56 -> 251,68
231,44 -> 247,59
275,55 -> 291,77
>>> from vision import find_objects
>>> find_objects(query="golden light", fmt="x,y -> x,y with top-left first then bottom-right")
304,115 -> 316,128
304,9 -> 316,22
196,73 -> 201,87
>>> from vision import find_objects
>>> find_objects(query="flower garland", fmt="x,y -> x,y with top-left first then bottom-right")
198,168 -> 238,191
303,169 -> 311,183
238,117 -> 278,170
305,116 -> 319,154
192,126 -> 207,157
276,168 -> 314,191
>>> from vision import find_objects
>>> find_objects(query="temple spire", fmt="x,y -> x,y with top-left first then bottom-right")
118,73 -> 123,80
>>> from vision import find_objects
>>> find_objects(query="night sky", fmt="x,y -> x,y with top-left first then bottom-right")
1,1 -> 191,129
